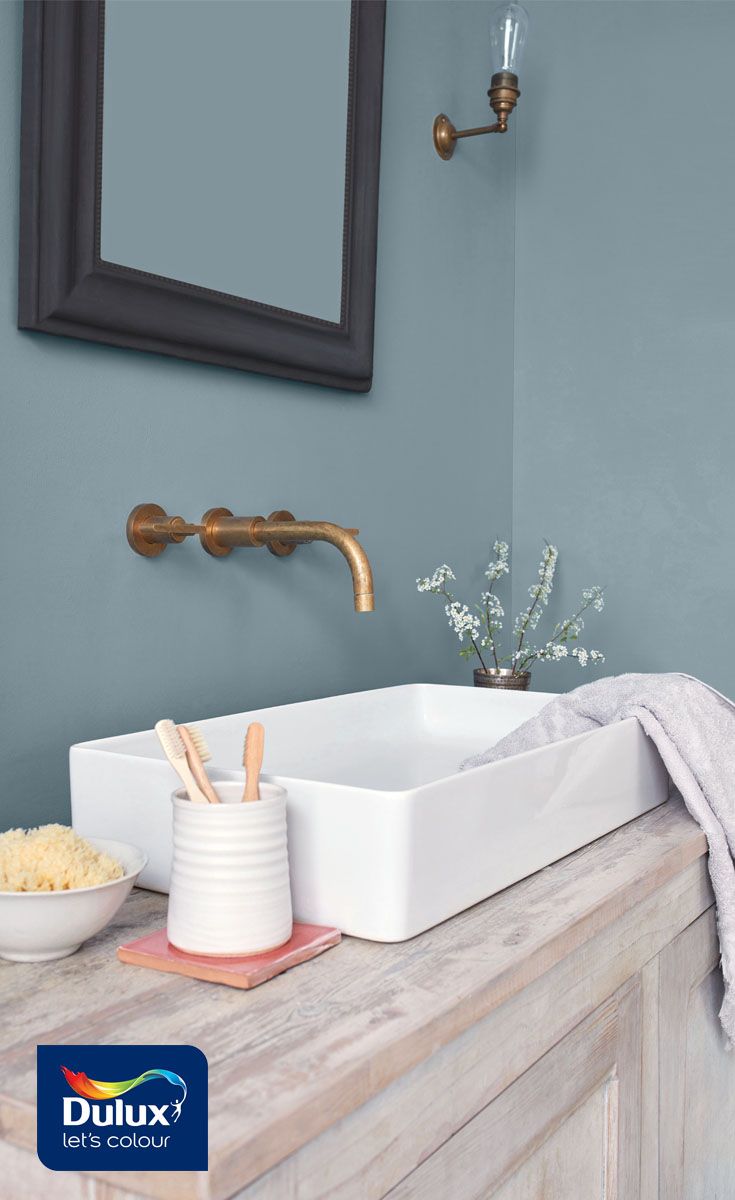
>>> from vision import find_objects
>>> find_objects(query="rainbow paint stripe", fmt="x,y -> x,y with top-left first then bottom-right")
61,1066 -> 187,1104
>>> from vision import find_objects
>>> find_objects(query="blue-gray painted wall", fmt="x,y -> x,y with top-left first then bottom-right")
4,0 -> 733,830
511,1 -> 735,694
0,1 -> 515,827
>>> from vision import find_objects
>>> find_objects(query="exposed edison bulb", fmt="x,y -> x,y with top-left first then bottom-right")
431,0 -> 528,157
489,2 -> 529,76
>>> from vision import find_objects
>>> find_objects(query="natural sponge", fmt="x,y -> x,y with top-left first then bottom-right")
0,824 -> 123,892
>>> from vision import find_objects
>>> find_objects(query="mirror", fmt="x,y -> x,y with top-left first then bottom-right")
101,0 -> 351,324
19,0 -> 386,391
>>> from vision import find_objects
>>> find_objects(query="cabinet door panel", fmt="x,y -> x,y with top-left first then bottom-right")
491,1088 -> 610,1200
659,909 -> 735,1199
386,980 -> 641,1200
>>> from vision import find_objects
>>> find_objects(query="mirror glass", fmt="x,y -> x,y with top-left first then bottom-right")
100,0 -> 351,323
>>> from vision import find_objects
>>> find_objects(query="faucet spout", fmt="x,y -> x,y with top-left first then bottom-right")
255,519 -> 375,612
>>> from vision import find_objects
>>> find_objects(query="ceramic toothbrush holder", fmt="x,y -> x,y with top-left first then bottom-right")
167,780 -> 293,956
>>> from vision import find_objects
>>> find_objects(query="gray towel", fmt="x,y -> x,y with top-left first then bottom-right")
462,672 -> 735,1044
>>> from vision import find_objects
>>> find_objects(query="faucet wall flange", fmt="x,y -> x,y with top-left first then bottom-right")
263,511 -> 299,557
200,508 -> 235,557
127,503 -> 201,557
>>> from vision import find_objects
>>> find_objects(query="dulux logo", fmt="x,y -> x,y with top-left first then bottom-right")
60,1066 -> 186,1145
37,1044 -> 208,1172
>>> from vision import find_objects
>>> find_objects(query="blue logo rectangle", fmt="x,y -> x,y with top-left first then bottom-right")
37,1044 -> 207,1172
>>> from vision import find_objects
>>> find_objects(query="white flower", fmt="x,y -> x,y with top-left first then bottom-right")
515,543 -> 558,638
485,540 -> 510,582
515,605 -> 540,634
582,586 -> 605,613
417,564 -> 456,594
417,538 -> 606,678
537,642 -> 569,661
572,646 -> 604,667
445,601 -> 481,643
535,543 -> 558,603
481,592 -> 504,622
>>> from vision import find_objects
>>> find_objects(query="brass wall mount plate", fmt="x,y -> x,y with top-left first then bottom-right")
264,511 -> 299,557
433,114 -> 457,160
200,508 -> 235,558
126,503 -> 172,557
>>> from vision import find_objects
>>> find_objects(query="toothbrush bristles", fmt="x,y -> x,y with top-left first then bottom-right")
155,719 -> 186,760
182,724 -> 211,763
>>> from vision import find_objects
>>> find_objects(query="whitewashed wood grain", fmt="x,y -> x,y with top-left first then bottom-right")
639,955 -> 660,1200
240,858 -> 709,1200
382,980 -> 641,1199
0,1137 -> 151,1199
0,801 -> 708,1200
491,1091 -> 609,1200
658,909 -> 735,1199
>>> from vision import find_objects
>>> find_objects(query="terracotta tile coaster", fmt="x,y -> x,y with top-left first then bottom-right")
117,923 -> 341,988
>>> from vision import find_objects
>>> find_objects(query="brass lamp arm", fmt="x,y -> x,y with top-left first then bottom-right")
433,70 -> 520,160
453,122 -> 506,139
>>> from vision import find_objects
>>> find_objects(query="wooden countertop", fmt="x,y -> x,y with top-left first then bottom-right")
0,800 -> 708,1200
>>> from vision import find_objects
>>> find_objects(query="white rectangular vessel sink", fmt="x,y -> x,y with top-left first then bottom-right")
70,684 -> 669,942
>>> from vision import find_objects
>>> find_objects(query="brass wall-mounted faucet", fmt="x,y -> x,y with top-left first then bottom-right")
126,504 -> 375,613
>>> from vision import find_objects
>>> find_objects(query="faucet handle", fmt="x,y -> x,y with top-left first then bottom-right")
127,504 -> 203,557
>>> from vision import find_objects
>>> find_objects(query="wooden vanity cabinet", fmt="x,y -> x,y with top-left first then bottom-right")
657,910 -> 735,1200
237,806 -> 732,1200
384,979 -> 643,1200
379,909 -> 733,1200
2,802 -> 733,1200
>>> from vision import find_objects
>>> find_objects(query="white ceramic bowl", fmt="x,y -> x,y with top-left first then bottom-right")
0,837 -> 147,961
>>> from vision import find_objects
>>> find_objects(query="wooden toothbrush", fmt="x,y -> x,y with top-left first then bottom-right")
155,719 -> 208,803
242,722 -> 265,802
179,724 -> 220,804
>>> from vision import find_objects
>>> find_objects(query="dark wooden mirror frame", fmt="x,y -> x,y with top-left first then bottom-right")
18,0 -> 385,393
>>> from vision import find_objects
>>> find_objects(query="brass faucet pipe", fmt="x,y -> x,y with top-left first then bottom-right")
127,504 -> 375,612
256,519 -> 374,612
201,511 -> 375,613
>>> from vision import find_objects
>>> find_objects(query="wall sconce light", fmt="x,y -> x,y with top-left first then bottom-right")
433,2 -> 529,160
